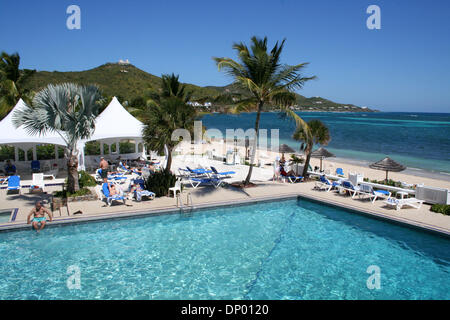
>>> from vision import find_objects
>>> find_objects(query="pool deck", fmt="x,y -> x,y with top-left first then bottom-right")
1,179 -> 450,237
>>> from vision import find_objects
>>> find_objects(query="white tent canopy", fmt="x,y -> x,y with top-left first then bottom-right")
0,99 -> 67,146
79,97 -> 146,170
86,97 -> 145,142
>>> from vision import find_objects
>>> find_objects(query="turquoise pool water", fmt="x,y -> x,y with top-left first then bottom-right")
0,198 -> 449,299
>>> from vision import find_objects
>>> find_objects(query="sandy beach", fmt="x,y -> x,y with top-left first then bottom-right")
174,140 -> 450,189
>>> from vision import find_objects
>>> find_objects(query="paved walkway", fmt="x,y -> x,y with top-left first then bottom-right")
1,178 -> 449,236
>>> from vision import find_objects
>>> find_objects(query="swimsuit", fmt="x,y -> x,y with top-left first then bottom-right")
33,217 -> 46,223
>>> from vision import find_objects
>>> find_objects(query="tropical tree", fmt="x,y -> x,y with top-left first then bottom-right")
142,96 -> 197,173
0,52 -> 35,118
213,36 -> 316,185
13,83 -> 103,193
293,119 -> 331,176
128,73 -> 192,122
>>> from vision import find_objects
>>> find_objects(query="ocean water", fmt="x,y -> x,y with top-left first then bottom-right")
0,198 -> 449,300
200,112 -> 450,176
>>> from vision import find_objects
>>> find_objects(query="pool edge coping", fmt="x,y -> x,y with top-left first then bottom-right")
0,191 -> 449,238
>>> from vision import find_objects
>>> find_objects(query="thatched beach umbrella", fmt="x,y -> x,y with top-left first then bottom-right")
369,157 -> 406,181
279,144 -> 296,162
311,147 -> 335,171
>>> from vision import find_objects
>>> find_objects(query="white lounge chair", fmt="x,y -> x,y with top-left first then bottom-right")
354,184 -> 391,203
384,198 -> 423,210
29,173 -> 45,193
314,175 -> 341,192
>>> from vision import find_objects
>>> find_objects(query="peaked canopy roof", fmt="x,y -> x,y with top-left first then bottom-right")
86,97 -> 145,142
0,99 -> 67,146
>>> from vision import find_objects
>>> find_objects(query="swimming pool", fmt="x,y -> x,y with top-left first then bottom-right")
0,198 -> 449,299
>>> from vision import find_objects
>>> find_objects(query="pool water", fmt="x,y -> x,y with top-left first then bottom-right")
0,211 -> 11,223
0,198 -> 449,299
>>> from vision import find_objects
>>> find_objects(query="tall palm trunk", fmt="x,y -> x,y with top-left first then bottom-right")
302,141 -> 313,178
67,150 -> 80,193
244,101 -> 264,185
165,148 -> 173,174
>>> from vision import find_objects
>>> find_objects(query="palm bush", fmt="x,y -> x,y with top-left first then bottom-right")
214,36 -> 315,185
293,119 -> 330,177
13,83 -> 103,193
144,171 -> 177,197
142,74 -> 197,173
0,52 -> 35,118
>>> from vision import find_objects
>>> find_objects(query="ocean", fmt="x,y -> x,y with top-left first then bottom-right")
200,112 -> 450,180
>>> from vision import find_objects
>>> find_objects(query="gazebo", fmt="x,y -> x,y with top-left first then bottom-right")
80,97 -> 146,170
0,99 -> 67,171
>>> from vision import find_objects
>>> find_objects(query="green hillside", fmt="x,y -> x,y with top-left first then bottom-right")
21,63 -> 376,112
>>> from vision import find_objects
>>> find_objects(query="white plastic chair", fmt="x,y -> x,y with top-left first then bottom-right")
169,178 -> 182,198
30,173 -> 45,192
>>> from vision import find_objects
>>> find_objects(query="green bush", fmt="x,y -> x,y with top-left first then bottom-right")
78,170 -> 97,187
430,204 -> 450,216
54,187 -> 92,198
144,170 -> 177,197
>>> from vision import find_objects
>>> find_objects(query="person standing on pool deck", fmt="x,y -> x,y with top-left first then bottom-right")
27,201 -> 53,232
99,156 -> 109,180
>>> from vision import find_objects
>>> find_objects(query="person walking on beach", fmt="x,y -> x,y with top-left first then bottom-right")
99,157 -> 109,180
27,201 -> 53,232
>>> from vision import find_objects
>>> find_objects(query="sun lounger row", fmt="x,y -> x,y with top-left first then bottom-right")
178,166 -> 236,189
314,175 -> 425,210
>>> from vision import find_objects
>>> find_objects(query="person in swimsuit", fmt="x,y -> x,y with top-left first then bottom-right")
27,201 -> 53,232
99,157 -> 109,180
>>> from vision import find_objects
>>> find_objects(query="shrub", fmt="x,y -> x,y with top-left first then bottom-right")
54,187 -> 92,198
78,170 -> 97,187
430,204 -> 450,216
144,171 -> 177,197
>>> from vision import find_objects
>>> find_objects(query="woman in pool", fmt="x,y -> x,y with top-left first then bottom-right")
27,201 -> 53,232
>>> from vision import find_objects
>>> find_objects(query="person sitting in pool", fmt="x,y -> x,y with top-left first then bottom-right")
27,201 -> 53,232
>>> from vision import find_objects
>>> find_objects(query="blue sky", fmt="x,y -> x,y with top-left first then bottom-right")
1,0 -> 449,112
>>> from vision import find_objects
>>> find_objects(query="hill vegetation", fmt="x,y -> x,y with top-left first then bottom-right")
20,63 -> 376,113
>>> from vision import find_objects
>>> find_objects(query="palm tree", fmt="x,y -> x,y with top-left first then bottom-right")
128,74 -> 192,122
293,119 -> 331,176
0,52 -> 35,119
142,96 -> 197,173
213,36 -> 315,185
12,83 -> 103,193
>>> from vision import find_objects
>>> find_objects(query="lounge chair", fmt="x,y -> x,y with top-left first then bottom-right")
131,179 -> 155,201
280,171 -> 304,183
186,166 -> 212,176
169,178 -> 182,198
101,182 -> 126,206
336,168 -> 344,177
31,160 -> 40,173
340,180 -> 360,197
7,175 -> 21,194
189,177 -> 223,189
315,175 -> 341,192
0,176 -> 8,186
29,173 -> 45,193
384,197 -> 423,210
353,184 -> 391,203
117,163 -> 132,174
210,166 -> 235,178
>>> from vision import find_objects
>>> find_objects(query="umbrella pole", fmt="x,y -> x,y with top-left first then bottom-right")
320,158 -> 323,172
385,170 -> 388,182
